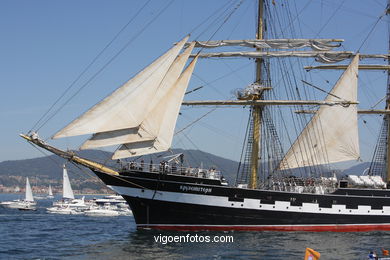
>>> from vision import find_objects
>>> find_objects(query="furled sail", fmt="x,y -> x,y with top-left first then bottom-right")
112,55 -> 199,159
191,50 -> 354,63
80,42 -> 195,149
53,36 -> 189,139
63,165 -> 75,200
188,39 -> 342,51
25,177 -> 34,202
278,54 -> 360,170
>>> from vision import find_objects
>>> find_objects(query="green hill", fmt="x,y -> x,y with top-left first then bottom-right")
0,149 -> 239,185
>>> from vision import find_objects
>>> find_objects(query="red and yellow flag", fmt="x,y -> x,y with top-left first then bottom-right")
304,248 -> 321,260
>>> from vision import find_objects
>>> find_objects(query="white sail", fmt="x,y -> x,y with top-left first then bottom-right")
25,177 -> 34,202
279,54 -> 360,170
113,55 -> 199,159
80,42 -> 196,150
48,185 -> 53,196
79,127 -> 154,149
53,36 -> 189,139
63,165 -> 75,200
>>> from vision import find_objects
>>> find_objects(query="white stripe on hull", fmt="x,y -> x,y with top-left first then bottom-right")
108,185 -> 390,216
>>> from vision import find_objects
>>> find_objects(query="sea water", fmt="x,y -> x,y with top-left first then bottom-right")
0,193 -> 389,260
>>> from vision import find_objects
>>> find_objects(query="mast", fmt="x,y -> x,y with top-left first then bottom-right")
386,0 -> 390,183
250,0 -> 264,189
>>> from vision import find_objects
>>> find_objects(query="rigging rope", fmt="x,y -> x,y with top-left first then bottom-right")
266,0 -> 332,176
357,9 -> 387,52
175,108 -> 217,135
180,132 -> 230,174
33,0 -> 174,133
32,0 -> 245,136
189,0 -> 237,38
27,141 -> 101,183
30,1 -> 152,133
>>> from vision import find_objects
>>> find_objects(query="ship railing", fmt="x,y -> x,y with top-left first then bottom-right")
265,177 -> 337,194
121,161 -> 222,181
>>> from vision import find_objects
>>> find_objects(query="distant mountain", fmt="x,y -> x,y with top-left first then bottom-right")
0,150 -> 113,180
0,149 -> 239,184
1,149 -> 381,191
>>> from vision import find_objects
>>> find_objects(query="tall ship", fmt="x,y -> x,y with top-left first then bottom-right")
20,1 -> 390,231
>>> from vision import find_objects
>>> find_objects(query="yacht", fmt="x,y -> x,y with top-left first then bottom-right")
13,177 -> 36,211
46,205 -> 82,215
49,165 -> 91,211
84,203 -> 120,217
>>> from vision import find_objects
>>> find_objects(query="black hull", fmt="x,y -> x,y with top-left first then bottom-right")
93,170 -> 390,231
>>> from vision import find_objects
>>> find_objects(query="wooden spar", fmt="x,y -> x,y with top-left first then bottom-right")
386,0 -> 390,183
305,65 -> 390,70
249,0 -> 264,190
19,134 -> 119,175
295,109 -> 390,114
182,100 -> 358,106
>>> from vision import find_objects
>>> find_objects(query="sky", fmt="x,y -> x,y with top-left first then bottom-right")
0,0 -> 389,167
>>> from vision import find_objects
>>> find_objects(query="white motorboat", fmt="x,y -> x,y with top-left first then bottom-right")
94,194 -> 128,208
117,207 -> 133,216
0,200 -> 21,208
84,203 -> 120,217
46,205 -> 81,215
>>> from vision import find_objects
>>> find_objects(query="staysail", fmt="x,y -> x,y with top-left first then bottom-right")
63,165 -> 75,200
53,36 -> 189,138
113,55 -> 199,159
80,42 -> 195,150
279,54 -> 360,170
51,36 -> 197,159
25,177 -> 34,202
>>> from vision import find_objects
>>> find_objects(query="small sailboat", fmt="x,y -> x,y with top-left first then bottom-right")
48,165 -> 90,213
1,177 -> 36,210
47,185 -> 54,199
15,177 -> 37,211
